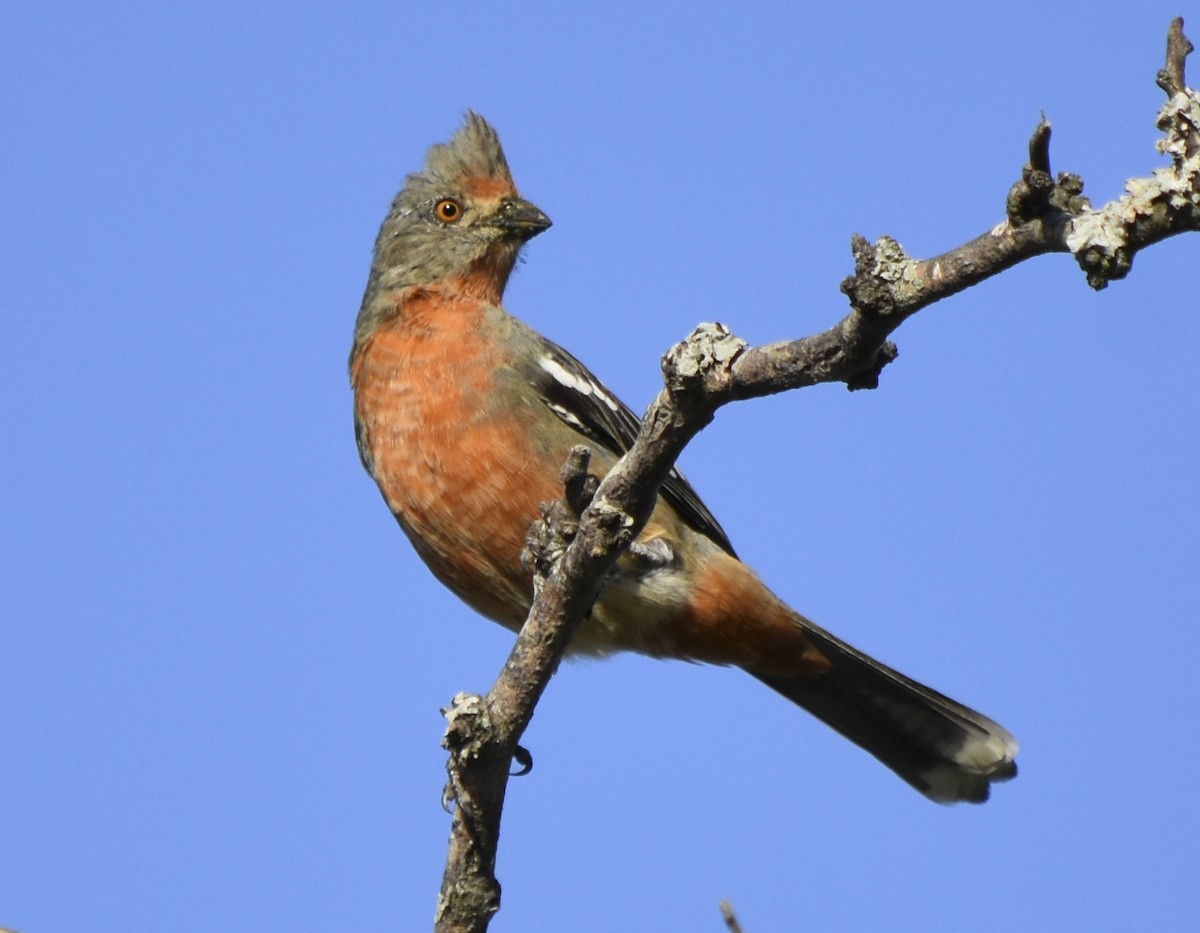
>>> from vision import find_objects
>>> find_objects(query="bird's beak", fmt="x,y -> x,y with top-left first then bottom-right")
492,197 -> 552,239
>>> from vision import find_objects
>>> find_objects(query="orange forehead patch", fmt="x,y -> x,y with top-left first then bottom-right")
461,174 -> 517,199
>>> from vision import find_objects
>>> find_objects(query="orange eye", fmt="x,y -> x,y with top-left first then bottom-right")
435,198 -> 462,222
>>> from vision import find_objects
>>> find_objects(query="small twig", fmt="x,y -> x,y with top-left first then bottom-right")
1157,16 -> 1193,98
1006,117 -> 1057,222
720,900 -> 747,933
1157,17 -> 1200,160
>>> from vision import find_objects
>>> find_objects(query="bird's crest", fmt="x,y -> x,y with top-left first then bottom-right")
416,111 -> 514,190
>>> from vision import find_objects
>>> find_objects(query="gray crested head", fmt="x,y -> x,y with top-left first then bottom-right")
353,112 -> 552,354
419,111 -> 514,191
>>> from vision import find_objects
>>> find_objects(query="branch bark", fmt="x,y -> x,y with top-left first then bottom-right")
720,900 -> 747,933
432,17 -> 1198,932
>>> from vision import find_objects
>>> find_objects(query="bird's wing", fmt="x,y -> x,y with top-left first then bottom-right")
523,335 -> 736,556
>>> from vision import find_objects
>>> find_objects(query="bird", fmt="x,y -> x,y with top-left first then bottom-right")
349,112 -> 1018,803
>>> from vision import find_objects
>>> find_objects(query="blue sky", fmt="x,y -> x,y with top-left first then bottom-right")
3,2 -> 1197,931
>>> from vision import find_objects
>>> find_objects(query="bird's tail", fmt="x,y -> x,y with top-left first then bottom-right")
751,617 -> 1018,804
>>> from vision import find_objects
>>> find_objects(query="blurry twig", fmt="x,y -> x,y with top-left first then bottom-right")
720,900 -> 746,933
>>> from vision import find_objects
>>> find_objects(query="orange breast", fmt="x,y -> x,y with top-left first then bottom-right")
351,292 -> 558,628
352,290 -> 828,674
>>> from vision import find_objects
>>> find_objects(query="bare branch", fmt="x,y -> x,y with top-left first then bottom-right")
1158,17 -> 1194,101
434,448 -> 605,933
720,900 -> 747,933
432,18 -> 1197,931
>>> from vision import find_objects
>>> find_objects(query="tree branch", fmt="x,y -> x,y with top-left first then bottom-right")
719,900 -> 747,933
432,17 -> 1198,932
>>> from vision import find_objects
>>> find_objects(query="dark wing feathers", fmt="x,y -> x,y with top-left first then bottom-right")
524,337 -> 736,556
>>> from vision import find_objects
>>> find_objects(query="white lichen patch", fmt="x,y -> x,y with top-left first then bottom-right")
1066,87 -> 1200,261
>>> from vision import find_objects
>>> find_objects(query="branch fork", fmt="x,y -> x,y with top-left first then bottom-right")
432,18 -> 1197,932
